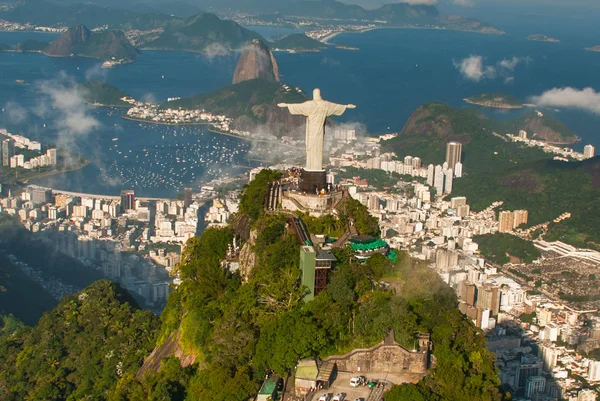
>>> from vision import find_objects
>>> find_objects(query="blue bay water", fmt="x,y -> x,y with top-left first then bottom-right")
0,20 -> 599,197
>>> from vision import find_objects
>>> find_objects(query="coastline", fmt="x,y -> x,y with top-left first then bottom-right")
122,115 -> 302,148
321,24 -> 505,45
23,158 -> 90,183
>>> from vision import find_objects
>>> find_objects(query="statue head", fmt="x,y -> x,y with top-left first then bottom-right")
313,88 -> 323,101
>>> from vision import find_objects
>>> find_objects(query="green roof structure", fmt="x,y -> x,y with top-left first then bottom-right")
296,359 -> 319,380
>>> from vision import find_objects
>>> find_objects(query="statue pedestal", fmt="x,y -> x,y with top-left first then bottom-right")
300,170 -> 327,194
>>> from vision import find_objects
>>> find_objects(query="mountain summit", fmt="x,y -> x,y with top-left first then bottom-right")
232,39 -> 280,84
44,24 -> 139,62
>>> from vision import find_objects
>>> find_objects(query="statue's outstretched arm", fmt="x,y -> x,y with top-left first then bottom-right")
277,103 -> 288,108
347,104 -> 356,109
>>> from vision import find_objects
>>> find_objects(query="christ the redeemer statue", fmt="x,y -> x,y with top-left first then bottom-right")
278,89 -> 355,172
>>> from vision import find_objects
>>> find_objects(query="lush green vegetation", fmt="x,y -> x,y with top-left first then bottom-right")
271,33 -> 326,51
143,13 -> 264,52
454,158 -> 600,249
0,178 -> 503,400
120,210 -> 501,400
466,93 -> 522,107
73,29 -> 140,61
239,169 -> 282,221
337,197 -> 381,236
13,40 -> 49,52
0,281 -> 159,401
503,110 -> 577,144
79,81 -> 132,107
474,233 -> 541,265
166,78 -> 306,123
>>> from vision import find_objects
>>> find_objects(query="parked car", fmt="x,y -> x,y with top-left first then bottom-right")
318,394 -> 332,401
350,376 -> 366,387
367,380 -> 377,388
332,393 -> 346,401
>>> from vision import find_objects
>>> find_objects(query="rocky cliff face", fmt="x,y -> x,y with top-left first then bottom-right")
44,24 -> 91,56
232,39 -> 280,84
238,229 -> 258,281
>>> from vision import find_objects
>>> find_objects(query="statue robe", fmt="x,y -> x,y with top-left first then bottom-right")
286,100 -> 348,171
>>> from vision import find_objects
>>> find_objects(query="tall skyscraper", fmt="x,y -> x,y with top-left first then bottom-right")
47,148 -> 57,166
412,157 -> 422,169
584,144 -> 595,159
427,164 -> 435,186
2,139 -> 15,167
513,210 -> 529,228
120,189 -> 135,212
434,165 -> 444,195
184,188 -> 193,209
454,162 -> 463,178
499,211 -> 515,233
445,142 -> 462,172
443,169 -> 453,194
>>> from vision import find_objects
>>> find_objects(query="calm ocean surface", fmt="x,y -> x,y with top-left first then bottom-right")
0,16 -> 599,197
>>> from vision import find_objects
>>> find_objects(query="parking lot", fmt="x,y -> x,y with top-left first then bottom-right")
313,372 -> 376,401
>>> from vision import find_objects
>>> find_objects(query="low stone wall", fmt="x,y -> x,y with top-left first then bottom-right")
322,342 -> 428,375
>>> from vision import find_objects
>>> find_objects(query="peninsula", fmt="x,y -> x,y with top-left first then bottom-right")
271,33 -> 327,53
526,34 -> 560,43
464,93 -> 523,109
77,81 -> 134,107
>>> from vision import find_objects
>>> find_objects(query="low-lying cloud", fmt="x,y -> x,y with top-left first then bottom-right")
499,56 -> 532,71
454,55 -> 532,83
36,76 -> 101,137
453,55 -> 496,82
203,42 -> 231,62
530,87 -> 600,115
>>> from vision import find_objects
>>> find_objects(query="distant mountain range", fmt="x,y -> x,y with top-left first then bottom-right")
139,13 -> 264,53
0,0 -> 504,35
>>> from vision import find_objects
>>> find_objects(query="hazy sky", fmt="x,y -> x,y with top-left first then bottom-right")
342,0 -> 600,9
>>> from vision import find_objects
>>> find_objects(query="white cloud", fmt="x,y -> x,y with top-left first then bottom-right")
455,55 -> 532,83
499,56 -> 532,71
34,73 -> 101,165
400,0 -> 437,4
453,0 -> 474,6
530,87 -> 600,114
453,55 -> 496,82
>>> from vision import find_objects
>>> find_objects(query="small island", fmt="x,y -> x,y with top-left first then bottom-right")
585,45 -> 600,53
464,93 -> 523,109
526,34 -> 560,43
